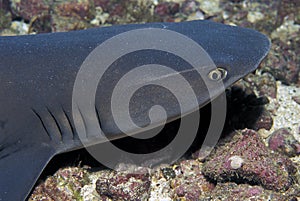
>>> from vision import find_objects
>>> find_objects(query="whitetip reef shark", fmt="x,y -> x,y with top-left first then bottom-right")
0,20 -> 270,201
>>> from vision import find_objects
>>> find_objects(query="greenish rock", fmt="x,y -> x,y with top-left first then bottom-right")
0,9 -> 11,30
161,167 -> 176,180
29,167 -> 90,201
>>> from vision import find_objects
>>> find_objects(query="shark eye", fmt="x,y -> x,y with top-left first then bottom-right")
208,68 -> 227,81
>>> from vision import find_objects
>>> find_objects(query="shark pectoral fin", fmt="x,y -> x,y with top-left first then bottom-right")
0,143 -> 55,201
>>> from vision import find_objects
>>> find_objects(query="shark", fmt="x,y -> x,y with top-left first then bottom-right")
0,20 -> 270,201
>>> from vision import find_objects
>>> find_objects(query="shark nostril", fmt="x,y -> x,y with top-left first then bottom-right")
208,67 -> 227,81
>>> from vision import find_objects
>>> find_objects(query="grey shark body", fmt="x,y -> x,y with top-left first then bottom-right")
0,20 -> 270,200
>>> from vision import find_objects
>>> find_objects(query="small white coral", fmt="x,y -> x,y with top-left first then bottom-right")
228,155 -> 244,169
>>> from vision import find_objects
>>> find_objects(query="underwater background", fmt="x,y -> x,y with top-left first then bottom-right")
0,0 -> 299,200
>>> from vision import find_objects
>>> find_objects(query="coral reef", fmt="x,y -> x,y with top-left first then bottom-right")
269,128 -> 300,157
202,129 -> 296,191
0,0 -> 299,200
29,167 -> 90,201
169,160 -> 215,200
207,182 -> 299,201
95,170 -> 151,200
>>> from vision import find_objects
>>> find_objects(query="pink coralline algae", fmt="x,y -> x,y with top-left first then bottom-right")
96,170 -> 151,200
154,2 -> 179,16
262,38 -> 300,86
209,182 -> 299,201
11,0 -> 51,21
170,160 -> 215,200
268,128 -> 300,157
202,129 -> 296,191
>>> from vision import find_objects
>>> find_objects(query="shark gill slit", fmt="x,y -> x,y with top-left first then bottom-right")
31,108 -> 52,140
61,107 -> 76,141
46,107 -> 63,142
77,106 -> 88,139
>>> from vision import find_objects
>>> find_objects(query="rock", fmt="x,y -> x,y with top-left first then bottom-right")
292,95 -> 300,105
0,4 -> 11,30
242,73 -> 277,99
93,0 -> 110,10
256,73 -> 277,99
268,128 -> 300,157
208,182 -> 299,201
262,38 -> 300,86
161,167 -> 176,180
170,160 -> 215,200
51,0 -> 95,32
96,171 -> 151,200
180,0 -> 199,14
247,11 -> 264,23
148,167 -> 173,200
198,0 -> 221,14
252,109 -> 273,131
9,21 -> 29,35
29,167 -> 90,201
10,0 -> 51,21
271,19 -> 300,42
275,0 -> 300,26
10,0 -> 95,33
202,129 -> 296,191
232,78 -> 255,95
155,2 -> 179,16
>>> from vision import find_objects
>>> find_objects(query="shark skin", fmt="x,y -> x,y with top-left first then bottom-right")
0,20 -> 270,201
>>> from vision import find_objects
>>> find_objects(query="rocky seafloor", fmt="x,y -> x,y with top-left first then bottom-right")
1,0 -> 300,200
